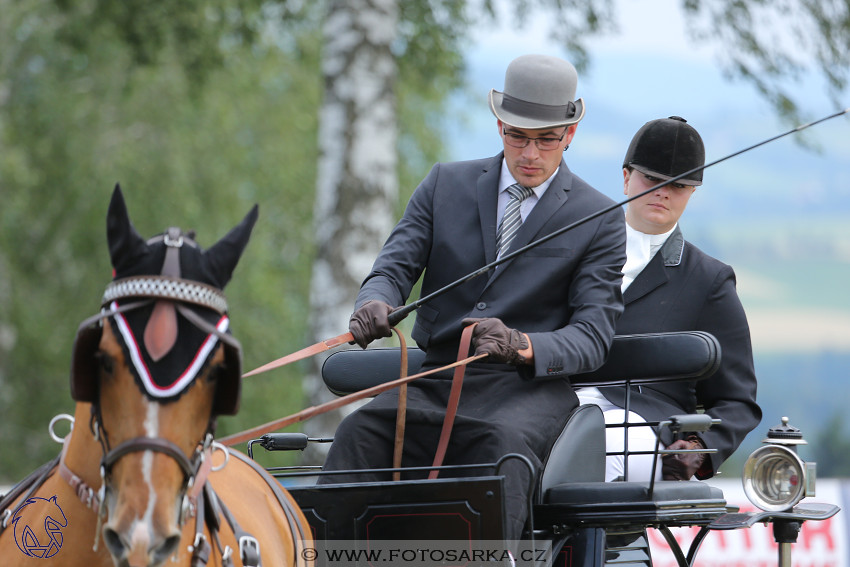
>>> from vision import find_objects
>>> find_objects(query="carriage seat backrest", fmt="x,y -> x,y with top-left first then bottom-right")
322,332 -> 721,395
539,404 -> 605,491
322,347 -> 426,396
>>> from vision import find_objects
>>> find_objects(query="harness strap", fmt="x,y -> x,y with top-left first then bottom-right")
392,329 -> 409,481
103,437 -> 195,479
202,483 -> 233,566
58,439 -> 100,510
176,303 -> 242,352
216,494 -> 260,567
428,323 -> 476,479
241,331 -> 354,377
75,298 -> 153,333
228,450 -> 311,563
190,489 -> 212,567
220,351 -> 487,447
0,456 -> 60,531
187,446 -> 214,505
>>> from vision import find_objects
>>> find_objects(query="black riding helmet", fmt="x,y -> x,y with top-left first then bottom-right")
623,116 -> 705,186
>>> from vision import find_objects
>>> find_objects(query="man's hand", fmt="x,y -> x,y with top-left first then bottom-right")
349,300 -> 394,349
662,436 -> 707,480
461,317 -> 531,365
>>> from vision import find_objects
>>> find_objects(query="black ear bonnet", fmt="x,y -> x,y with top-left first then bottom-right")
70,186 -> 258,416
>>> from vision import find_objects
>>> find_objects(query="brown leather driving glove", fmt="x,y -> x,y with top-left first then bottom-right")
662,436 -> 707,480
349,300 -> 394,349
461,317 -> 529,365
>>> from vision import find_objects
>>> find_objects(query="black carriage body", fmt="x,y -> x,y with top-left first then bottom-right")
288,475 -> 506,542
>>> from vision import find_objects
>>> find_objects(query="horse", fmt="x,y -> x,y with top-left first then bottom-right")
0,187 -> 312,567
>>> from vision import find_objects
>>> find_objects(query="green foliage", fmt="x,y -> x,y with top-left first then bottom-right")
0,0 -> 462,481
51,0 -> 269,84
682,0 -> 850,123
0,3 -> 323,480
496,0 -> 618,71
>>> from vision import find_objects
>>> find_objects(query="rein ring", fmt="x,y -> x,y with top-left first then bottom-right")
211,441 -> 230,472
49,413 -> 75,444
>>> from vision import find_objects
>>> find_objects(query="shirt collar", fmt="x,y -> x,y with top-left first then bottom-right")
626,221 -> 678,253
499,158 -> 558,199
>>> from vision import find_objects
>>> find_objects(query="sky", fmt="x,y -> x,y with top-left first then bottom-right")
446,0 -> 850,353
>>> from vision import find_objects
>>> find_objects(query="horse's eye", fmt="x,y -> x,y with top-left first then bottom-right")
95,352 -> 115,375
206,364 -> 225,384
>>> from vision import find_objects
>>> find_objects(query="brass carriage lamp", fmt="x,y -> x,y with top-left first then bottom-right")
742,416 -> 817,512
712,417 -> 835,567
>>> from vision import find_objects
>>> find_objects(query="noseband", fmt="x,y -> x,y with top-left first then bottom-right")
94,427 -> 220,530
101,436 -> 201,482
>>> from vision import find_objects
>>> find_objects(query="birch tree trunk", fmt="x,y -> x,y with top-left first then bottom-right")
303,0 -> 399,460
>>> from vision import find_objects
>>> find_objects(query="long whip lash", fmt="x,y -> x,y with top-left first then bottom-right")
388,107 -> 850,325
240,107 -> 849,379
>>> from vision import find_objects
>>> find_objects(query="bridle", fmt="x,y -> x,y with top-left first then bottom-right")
66,228 -> 241,537
92,423 -> 222,534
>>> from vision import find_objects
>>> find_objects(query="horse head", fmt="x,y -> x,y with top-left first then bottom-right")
69,186 -> 257,566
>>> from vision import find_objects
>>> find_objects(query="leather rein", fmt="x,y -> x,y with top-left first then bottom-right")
224,325 -> 485,479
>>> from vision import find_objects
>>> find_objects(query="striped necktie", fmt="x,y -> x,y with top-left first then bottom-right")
497,184 -> 535,257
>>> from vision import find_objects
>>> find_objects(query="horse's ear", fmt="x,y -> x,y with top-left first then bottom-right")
107,184 -> 149,274
203,205 -> 258,289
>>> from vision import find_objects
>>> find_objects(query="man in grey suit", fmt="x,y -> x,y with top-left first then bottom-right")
320,54 -> 626,541
579,116 -> 761,482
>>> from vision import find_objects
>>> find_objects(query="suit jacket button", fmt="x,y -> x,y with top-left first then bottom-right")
476,302 -> 487,310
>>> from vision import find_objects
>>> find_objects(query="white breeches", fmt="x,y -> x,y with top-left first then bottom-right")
577,388 -> 662,482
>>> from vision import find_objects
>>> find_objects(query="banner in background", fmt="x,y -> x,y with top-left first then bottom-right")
649,478 -> 847,567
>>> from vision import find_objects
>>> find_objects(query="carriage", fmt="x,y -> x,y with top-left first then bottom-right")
247,333 -> 840,567
0,187 -> 840,567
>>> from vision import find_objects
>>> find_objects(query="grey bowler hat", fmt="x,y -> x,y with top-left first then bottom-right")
489,54 -> 586,129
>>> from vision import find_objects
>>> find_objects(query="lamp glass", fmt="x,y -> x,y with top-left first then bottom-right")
743,445 -> 806,512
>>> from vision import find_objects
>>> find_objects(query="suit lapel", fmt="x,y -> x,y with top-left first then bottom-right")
482,161 -> 572,289
512,165 -> 571,250
623,226 -> 684,304
477,155 -> 503,267
623,253 -> 668,305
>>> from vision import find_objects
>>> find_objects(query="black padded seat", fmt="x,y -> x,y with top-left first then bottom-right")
537,481 -> 727,528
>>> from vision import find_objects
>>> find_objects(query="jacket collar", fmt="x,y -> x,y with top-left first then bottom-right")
623,225 -> 684,304
660,225 -> 684,266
